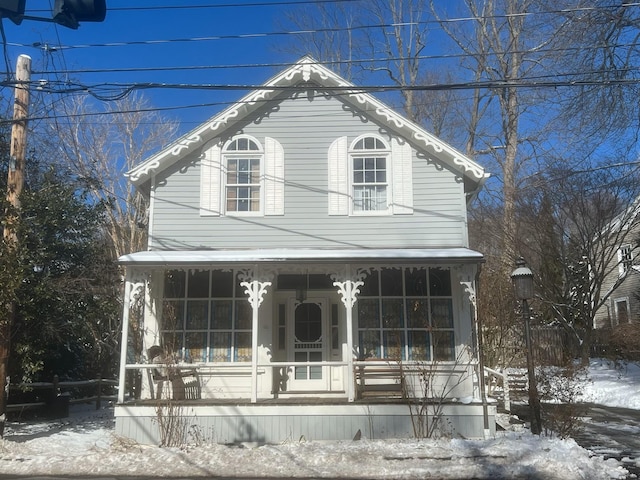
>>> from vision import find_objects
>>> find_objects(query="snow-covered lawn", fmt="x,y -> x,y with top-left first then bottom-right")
578,358 -> 640,409
0,359 -> 636,480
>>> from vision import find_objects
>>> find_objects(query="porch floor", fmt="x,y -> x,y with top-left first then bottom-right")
121,396 -> 415,407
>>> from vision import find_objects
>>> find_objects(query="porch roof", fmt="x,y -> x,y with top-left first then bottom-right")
118,248 -> 484,267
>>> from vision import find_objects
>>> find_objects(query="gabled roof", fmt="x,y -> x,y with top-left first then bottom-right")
126,56 -> 489,195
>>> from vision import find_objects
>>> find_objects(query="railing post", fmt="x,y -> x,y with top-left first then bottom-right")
96,374 -> 102,410
52,374 -> 59,396
503,370 -> 511,413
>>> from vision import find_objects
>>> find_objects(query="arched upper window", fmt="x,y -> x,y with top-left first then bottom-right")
226,137 -> 261,152
350,135 -> 390,213
223,136 -> 263,213
200,136 -> 284,217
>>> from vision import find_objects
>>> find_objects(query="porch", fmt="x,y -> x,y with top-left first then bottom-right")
115,358 -> 494,445
115,249 -> 491,443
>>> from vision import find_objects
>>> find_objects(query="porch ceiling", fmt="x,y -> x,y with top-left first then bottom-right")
118,247 -> 484,266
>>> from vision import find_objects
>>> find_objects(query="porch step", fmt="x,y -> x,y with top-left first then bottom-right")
359,384 -> 404,398
507,371 -> 529,401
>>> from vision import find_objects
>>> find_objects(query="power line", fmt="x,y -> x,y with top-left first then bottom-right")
17,41 -> 640,77
23,1 -> 640,18
7,3 -> 640,51
22,73 -> 640,94
0,2 -> 638,123
1,72 -> 638,126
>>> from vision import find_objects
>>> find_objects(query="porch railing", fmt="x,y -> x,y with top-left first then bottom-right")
484,366 -> 510,412
121,361 -> 350,402
120,360 -> 475,403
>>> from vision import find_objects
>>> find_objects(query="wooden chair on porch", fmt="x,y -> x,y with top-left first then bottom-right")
147,345 -> 169,400
147,346 -> 201,400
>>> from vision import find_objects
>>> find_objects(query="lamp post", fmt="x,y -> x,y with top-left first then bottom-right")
511,257 -> 542,435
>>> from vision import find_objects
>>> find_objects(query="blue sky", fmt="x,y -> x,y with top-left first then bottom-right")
0,1 -> 308,134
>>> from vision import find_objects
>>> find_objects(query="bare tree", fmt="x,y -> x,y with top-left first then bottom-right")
360,0 -> 430,121
54,93 -> 178,259
431,0 -> 572,268
281,0 -> 431,121
51,94 -> 178,396
545,1 -> 640,143
278,1 -> 357,81
519,163 -> 640,363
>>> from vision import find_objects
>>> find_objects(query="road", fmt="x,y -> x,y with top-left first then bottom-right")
571,404 -> 640,478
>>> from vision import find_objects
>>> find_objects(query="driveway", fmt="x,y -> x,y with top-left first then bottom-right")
513,403 -> 640,478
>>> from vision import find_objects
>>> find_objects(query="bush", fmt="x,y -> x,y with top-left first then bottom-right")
609,323 -> 640,360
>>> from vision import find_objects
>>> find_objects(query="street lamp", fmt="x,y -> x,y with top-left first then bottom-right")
511,257 -> 542,435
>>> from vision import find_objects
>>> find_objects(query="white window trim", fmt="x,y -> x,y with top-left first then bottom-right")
349,134 -> 392,216
328,135 -> 413,216
614,297 -> 630,326
200,135 -> 284,217
224,135 -> 264,216
618,244 -> 633,276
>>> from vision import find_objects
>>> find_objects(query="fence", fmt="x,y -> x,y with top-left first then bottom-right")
531,326 -> 578,365
7,375 -> 118,416
503,326 -> 579,367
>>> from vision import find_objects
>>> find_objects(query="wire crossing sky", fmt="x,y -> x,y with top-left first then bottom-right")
0,0 -> 638,134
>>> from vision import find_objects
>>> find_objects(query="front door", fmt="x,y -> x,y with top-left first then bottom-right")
289,297 -> 328,390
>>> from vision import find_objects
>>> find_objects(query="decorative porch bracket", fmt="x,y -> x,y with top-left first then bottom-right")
459,279 -> 477,312
240,270 -> 272,403
333,267 -> 365,402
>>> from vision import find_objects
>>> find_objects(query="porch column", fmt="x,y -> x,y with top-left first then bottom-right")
241,273 -> 271,403
333,265 -> 364,402
117,268 -> 145,403
461,265 -> 490,439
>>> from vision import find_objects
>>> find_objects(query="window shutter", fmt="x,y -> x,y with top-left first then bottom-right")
264,137 -> 285,215
618,248 -> 624,275
391,138 -> 414,215
328,136 -> 349,216
200,143 -> 221,216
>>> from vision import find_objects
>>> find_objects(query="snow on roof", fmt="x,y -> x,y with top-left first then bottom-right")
118,247 -> 484,266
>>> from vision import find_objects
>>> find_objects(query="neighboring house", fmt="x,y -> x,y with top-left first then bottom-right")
594,234 -> 640,329
114,56 -> 492,445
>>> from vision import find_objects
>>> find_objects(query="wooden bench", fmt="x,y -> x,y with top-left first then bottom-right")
355,361 -> 405,399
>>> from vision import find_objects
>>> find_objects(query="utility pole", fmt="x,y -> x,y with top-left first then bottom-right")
5,54 -> 31,237
0,54 -> 31,436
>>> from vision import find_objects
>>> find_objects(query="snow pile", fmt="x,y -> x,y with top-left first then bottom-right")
0,359 -> 637,480
578,358 -> 640,409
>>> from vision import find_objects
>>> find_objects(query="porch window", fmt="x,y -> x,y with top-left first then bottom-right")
161,269 -> 252,363
357,267 -> 455,361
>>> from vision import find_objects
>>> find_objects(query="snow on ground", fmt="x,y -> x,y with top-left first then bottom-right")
0,359 -> 635,479
579,358 -> 640,409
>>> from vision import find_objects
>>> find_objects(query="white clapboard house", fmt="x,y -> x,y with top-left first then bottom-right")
114,56 -> 493,444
